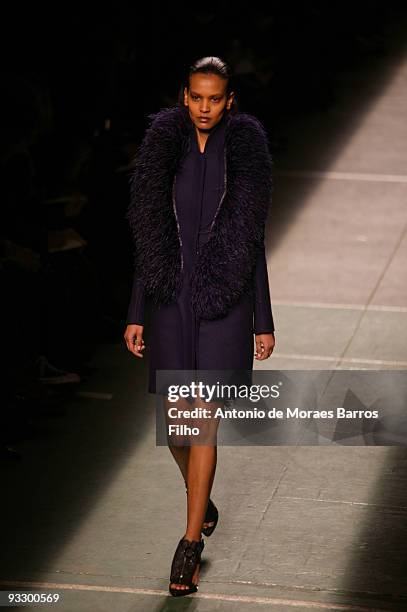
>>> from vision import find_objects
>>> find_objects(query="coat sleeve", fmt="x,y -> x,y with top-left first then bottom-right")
247,114 -> 274,334
125,148 -> 146,326
253,244 -> 275,334
126,273 -> 146,326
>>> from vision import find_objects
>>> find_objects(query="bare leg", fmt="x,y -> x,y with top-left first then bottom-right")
166,393 -> 221,591
163,397 -> 216,531
167,443 -> 190,483
185,444 -> 217,542
163,396 -> 190,484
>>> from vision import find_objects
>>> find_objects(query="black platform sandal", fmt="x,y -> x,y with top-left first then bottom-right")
184,481 -> 219,537
169,537 -> 204,597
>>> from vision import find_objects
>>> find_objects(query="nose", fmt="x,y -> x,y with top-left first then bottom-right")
200,102 -> 210,113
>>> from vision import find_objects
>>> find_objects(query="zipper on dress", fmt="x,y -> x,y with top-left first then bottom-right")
209,147 -> 227,236
172,175 -> 184,273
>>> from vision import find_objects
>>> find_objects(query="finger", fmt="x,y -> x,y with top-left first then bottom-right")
254,340 -> 261,359
265,345 -> 274,359
259,343 -> 273,361
255,339 -> 265,360
125,333 -> 141,358
258,347 -> 267,361
134,331 -> 144,358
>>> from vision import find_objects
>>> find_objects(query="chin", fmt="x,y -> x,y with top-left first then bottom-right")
196,124 -> 212,132
193,117 -> 213,127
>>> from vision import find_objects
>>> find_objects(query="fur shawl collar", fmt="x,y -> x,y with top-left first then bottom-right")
126,104 -> 273,320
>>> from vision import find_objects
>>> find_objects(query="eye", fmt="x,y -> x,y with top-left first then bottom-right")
191,94 -> 199,101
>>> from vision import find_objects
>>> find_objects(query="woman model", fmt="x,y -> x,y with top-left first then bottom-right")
124,56 -> 275,596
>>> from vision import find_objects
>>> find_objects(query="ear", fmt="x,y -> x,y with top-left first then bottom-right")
226,91 -> 235,110
183,86 -> 189,106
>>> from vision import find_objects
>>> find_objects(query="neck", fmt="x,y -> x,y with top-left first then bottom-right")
195,126 -> 210,153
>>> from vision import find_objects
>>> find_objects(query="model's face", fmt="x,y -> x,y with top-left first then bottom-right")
183,72 -> 234,130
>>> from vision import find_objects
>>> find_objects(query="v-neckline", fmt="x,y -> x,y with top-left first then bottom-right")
191,113 -> 227,156
195,127 -> 212,155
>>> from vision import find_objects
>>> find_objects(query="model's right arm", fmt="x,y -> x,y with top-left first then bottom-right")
125,119 -> 151,329
124,155 -> 146,356
126,274 -> 146,326
124,125 -> 150,357
124,273 -> 146,358
125,110 -> 162,328
124,109 -> 168,357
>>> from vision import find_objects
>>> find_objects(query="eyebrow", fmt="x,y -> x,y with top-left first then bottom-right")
190,91 -> 224,97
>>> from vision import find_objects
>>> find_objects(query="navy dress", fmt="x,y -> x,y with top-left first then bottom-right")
126,111 -> 275,394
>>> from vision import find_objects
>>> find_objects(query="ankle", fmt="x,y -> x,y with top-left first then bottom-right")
184,531 -> 202,543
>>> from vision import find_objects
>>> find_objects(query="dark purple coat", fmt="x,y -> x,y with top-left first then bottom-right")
126,107 -> 275,394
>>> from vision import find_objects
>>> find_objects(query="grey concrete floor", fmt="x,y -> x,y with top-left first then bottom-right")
2,22 -> 407,612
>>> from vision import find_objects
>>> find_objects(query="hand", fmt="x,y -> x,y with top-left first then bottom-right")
254,332 -> 275,360
124,324 -> 145,358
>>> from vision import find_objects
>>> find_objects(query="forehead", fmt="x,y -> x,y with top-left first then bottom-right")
188,72 -> 227,94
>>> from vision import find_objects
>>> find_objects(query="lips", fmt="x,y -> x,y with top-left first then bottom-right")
198,117 -> 210,122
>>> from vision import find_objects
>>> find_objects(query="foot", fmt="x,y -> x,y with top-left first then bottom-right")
202,519 -> 215,531
169,536 -> 203,594
169,561 -> 200,592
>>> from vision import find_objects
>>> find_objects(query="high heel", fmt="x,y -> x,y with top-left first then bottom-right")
169,537 -> 204,597
184,480 -> 219,537
201,498 -> 219,536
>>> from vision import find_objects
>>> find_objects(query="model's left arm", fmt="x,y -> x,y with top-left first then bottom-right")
253,243 -> 275,335
246,115 -> 275,336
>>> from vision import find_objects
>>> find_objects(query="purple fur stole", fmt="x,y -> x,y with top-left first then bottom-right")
126,105 -> 273,320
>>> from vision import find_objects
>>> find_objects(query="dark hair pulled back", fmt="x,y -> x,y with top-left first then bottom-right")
177,56 -> 238,115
